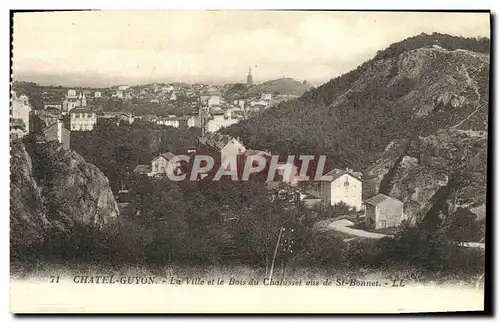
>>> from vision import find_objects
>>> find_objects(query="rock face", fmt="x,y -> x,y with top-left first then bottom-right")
367,128 -> 487,224
227,35 -> 489,227
10,140 -> 50,250
10,139 -> 119,251
351,46 -> 489,224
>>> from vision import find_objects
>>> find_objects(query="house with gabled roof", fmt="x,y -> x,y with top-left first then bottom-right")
364,193 -> 404,230
151,152 -> 182,177
43,119 -> 71,150
320,168 -> 363,211
198,133 -> 246,163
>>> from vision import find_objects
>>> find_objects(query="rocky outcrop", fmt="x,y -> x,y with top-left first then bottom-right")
10,140 -> 50,250
10,138 -> 119,251
366,127 -> 487,224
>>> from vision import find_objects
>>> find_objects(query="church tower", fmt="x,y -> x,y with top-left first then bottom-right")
246,66 -> 253,86
81,92 -> 87,107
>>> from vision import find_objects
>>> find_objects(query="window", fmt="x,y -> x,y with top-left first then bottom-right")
380,220 -> 387,228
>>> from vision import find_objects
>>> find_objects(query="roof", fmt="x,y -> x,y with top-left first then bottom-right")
11,118 -> 25,128
320,168 -> 362,182
365,193 -> 401,206
142,115 -> 158,122
202,133 -> 242,150
243,149 -> 271,157
151,152 -> 176,162
133,165 -> 151,173
70,108 -> 93,114
42,120 -> 69,134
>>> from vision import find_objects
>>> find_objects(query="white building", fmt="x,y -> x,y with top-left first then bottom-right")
208,94 -> 221,107
94,91 -> 102,98
261,93 -> 273,101
11,91 -> 31,133
157,116 -> 179,128
206,113 -> 240,133
320,168 -> 363,211
63,90 -> 86,112
151,152 -> 182,177
199,133 -> 246,163
365,194 -> 404,229
70,108 -> 97,131
187,115 -> 198,128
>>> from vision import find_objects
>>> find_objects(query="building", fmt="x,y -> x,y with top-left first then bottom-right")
118,112 -> 134,124
157,116 -> 180,128
320,168 -> 363,211
34,109 -> 62,130
364,194 -> 404,230
151,152 -> 181,176
186,115 -> 198,128
261,93 -> 273,101
43,101 -> 63,110
43,119 -> 70,150
142,115 -> 159,123
133,164 -> 151,175
11,91 -> 31,134
200,91 -> 211,105
205,110 -> 240,133
199,133 -> 246,162
247,66 -> 253,85
207,94 -> 221,107
70,108 -> 97,131
63,90 -> 86,112
94,91 -> 102,98
10,119 -> 27,139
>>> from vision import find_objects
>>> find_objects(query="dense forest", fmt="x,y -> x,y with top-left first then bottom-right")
71,119 -> 201,192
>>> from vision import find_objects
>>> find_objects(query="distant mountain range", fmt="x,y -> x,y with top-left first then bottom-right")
12,71 -> 315,90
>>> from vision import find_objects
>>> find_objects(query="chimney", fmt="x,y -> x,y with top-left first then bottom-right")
57,119 -> 63,144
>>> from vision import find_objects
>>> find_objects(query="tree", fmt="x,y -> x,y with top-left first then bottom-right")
440,208 -> 482,243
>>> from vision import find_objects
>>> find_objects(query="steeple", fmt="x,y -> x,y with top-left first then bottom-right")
81,92 -> 87,107
246,66 -> 253,86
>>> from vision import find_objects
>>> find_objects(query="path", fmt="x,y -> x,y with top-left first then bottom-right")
328,219 -> 388,239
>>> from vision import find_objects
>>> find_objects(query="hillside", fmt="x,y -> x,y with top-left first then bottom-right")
10,138 -> 119,257
224,78 -> 313,100
223,33 -> 490,224
248,77 -> 313,96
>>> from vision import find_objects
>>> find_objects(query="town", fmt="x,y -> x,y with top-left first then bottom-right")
11,66 -> 406,236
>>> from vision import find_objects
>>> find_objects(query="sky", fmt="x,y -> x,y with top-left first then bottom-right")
12,11 -> 490,87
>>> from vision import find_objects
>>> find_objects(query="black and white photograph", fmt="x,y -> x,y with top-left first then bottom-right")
9,10 -> 490,313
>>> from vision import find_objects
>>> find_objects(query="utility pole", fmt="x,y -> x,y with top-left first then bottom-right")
268,226 -> 285,281
268,190 -> 299,281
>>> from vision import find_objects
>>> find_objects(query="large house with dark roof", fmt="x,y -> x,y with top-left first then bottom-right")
320,168 -> 363,211
43,119 -> 71,150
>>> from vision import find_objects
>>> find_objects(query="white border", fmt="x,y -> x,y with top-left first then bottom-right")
2,0 -> 497,320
